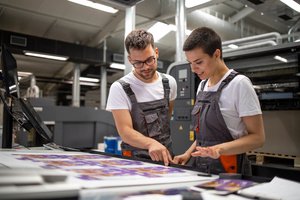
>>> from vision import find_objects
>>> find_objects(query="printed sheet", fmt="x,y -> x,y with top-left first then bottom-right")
0,150 -> 211,189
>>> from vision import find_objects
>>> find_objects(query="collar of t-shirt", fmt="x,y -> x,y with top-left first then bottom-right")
128,71 -> 162,86
203,69 -> 233,92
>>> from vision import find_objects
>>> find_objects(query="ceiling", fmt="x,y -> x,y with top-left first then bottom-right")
0,0 -> 300,105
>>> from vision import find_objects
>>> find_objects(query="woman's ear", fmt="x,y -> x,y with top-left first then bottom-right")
155,47 -> 159,58
214,49 -> 221,59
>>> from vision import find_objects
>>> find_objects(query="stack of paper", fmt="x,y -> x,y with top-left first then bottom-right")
238,176 -> 300,200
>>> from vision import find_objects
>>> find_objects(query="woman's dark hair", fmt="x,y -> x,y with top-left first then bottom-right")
183,27 -> 222,59
125,29 -> 154,53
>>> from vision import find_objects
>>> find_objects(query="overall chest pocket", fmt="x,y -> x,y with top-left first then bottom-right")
191,100 -> 210,132
144,112 -> 162,137
191,104 -> 201,132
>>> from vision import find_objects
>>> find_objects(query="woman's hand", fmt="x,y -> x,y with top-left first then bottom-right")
172,152 -> 191,165
191,146 -> 221,159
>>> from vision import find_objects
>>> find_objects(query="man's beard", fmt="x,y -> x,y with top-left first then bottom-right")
139,69 -> 156,80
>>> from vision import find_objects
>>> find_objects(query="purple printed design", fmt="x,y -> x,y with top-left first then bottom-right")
68,166 -> 184,179
16,154 -> 70,160
196,179 -> 255,192
42,160 -> 100,168
94,159 -> 144,166
14,154 -> 110,160
216,179 -> 255,192
68,154 -> 111,160
12,153 -> 188,181
128,166 -> 184,174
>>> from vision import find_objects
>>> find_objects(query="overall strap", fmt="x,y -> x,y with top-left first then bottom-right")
200,79 -> 208,91
161,73 -> 170,103
214,70 -> 239,101
217,70 -> 239,92
117,80 -> 138,104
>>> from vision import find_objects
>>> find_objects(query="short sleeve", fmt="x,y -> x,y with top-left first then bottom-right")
106,81 -> 131,111
236,77 -> 262,117
167,74 -> 177,101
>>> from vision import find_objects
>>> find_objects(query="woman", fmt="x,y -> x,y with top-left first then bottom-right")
173,27 -> 265,175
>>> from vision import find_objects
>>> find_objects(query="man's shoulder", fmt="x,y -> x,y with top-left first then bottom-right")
112,73 -> 133,85
160,72 -> 174,79
160,73 -> 176,84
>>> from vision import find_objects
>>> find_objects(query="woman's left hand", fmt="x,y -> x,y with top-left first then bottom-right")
191,146 -> 220,159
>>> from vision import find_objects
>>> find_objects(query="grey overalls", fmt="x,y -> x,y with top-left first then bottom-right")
192,70 -> 251,175
118,74 -> 173,159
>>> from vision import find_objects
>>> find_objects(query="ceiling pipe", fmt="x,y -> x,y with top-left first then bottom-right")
222,32 -> 282,46
223,40 -> 277,53
288,18 -> 300,42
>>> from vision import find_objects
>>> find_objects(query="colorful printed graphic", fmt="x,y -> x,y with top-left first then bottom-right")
13,153 -> 189,181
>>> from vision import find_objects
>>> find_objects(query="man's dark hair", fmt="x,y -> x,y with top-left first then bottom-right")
125,29 -> 154,54
183,27 -> 222,59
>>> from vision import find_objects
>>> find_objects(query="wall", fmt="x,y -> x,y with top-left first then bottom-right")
256,110 -> 300,156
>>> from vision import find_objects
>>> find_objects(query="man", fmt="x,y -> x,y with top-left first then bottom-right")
173,27 -> 265,175
106,29 -> 177,166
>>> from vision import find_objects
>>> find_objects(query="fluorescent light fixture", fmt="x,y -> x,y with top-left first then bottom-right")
280,0 -> 300,13
295,39 -> 300,42
66,80 -> 99,86
253,85 -> 262,90
169,24 -> 193,35
228,44 -> 239,49
79,77 -> 99,83
0,70 -> 32,77
186,29 -> 192,35
148,23 -> 192,42
24,51 -> 69,61
9,85 -> 17,91
68,0 -> 118,13
110,63 -> 125,70
18,71 -> 33,77
185,0 -> 212,8
274,55 -> 288,63
148,22 -> 173,42
168,24 -> 177,31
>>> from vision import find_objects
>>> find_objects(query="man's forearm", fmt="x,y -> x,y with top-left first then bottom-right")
118,127 -> 155,150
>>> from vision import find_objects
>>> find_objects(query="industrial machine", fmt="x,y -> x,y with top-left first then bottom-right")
167,61 -> 200,155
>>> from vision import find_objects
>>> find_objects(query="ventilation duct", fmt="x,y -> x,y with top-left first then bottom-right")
0,30 -> 103,64
247,0 -> 264,5
222,32 -> 282,46
223,40 -> 277,53
102,0 -> 144,8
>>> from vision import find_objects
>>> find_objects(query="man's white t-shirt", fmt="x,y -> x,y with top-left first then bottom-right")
106,71 -> 177,111
197,69 -> 262,139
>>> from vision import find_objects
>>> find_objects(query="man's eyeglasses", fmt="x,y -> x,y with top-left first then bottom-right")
131,56 -> 156,69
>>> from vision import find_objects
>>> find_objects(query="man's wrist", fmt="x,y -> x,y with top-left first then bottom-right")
144,137 -> 156,149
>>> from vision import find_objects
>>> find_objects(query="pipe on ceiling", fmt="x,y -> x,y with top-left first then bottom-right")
222,32 -> 282,46
223,40 -> 277,53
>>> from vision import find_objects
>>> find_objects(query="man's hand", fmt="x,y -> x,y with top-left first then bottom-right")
148,140 -> 172,166
172,152 -> 191,165
191,146 -> 220,159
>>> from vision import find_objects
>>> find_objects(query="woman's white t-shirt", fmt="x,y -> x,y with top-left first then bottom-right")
197,69 -> 262,139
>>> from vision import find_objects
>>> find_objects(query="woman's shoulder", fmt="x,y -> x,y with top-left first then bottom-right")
232,73 -> 251,85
